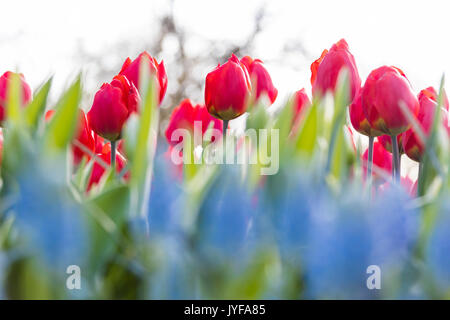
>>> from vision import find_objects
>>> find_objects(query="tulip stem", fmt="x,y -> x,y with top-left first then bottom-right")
223,119 -> 229,137
110,140 -> 117,175
391,135 -> 400,182
367,136 -> 374,187
418,161 -> 423,196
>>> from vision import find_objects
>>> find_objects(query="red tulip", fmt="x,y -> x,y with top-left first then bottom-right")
87,75 -> 140,141
418,86 -> 449,110
165,99 -> 223,146
45,109 -> 96,165
361,66 -> 419,136
311,39 -> 361,102
72,110 -> 96,165
402,89 -> 450,162
310,49 -> 327,87
205,54 -> 252,120
293,89 -> 311,120
0,71 -> 32,123
291,89 -> 311,132
349,90 -> 382,137
362,140 -> 392,183
195,101 -> 224,139
94,134 -> 105,153
378,134 -> 403,154
240,56 -> 277,104
119,51 -> 167,105
87,144 -> 128,191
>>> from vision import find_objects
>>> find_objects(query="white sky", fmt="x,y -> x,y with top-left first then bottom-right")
1,0 -> 449,103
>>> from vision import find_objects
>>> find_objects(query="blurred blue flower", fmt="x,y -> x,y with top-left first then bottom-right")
369,184 -> 420,267
426,200 -> 450,294
270,169 -> 315,265
304,194 -> 377,299
11,161 -> 88,274
146,144 -> 184,238
146,238 -> 196,299
196,165 -> 256,262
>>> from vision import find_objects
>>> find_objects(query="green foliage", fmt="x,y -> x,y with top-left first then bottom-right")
43,76 -> 81,153
25,78 -> 52,131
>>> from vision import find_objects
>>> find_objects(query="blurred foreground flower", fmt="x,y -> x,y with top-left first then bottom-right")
305,185 -> 419,299
426,202 -> 450,294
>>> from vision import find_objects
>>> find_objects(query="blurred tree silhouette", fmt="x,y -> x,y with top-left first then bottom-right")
74,0 -> 306,135
73,0 -> 312,139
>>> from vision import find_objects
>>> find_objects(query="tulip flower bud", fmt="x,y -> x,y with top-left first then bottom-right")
0,71 -> 32,123
362,140 -> 392,183
349,90 -> 383,137
291,89 -> 311,132
119,51 -> 167,105
87,144 -> 128,191
293,89 -> 311,119
402,89 -> 450,162
361,66 -> 419,136
205,54 -> 252,121
165,99 -> 223,146
45,109 -> 96,165
240,56 -> 277,104
88,75 -> 140,141
311,39 -> 361,102
418,86 -> 449,110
